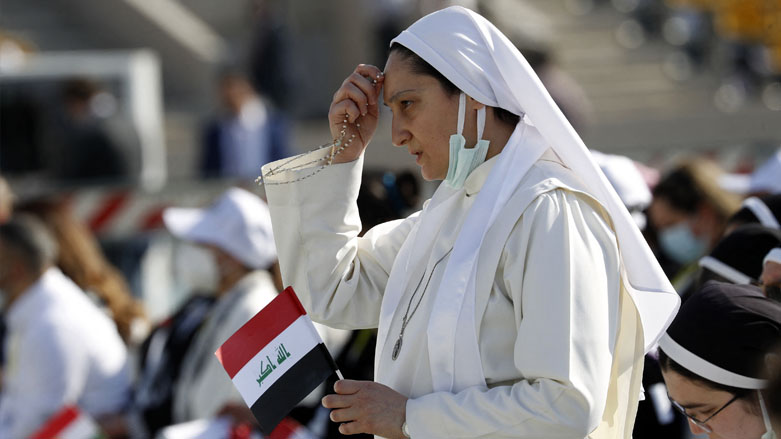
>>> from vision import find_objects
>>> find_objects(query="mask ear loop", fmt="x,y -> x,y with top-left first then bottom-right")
476,106 -> 486,144
758,390 -> 775,434
457,92 -> 466,136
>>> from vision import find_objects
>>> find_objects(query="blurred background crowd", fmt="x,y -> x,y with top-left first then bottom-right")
0,0 -> 780,438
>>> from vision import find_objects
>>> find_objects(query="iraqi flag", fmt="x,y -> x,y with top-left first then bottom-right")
30,406 -> 104,439
215,287 -> 340,435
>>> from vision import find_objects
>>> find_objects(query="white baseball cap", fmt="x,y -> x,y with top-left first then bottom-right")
163,187 -> 277,269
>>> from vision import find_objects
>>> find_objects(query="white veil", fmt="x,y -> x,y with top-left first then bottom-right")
389,6 -> 680,392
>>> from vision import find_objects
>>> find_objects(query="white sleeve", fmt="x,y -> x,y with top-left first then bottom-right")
406,189 -> 621,438
0,325 -> 86,438
263,153 -> 418,330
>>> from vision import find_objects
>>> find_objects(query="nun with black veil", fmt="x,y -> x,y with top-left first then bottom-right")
260,6 -> 679,438
658,281 -> 780,438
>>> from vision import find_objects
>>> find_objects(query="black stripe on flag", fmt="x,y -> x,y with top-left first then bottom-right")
250,342 -> 338,434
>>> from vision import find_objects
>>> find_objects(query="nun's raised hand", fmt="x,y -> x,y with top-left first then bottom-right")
329,64 -> 385,163
322,379 -> 408,438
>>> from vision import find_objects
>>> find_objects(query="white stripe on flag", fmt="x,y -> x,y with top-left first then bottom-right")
231,315 -> 322,406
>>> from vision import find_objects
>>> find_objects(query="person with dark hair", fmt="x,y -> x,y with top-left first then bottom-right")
201,70 -> 290,180
648,159 -> 741,293
259,6 -> 679,438
17,200 -> 147,345
658,281 -> 780,438
54,77 -> 129,183
0,215 -> 130,438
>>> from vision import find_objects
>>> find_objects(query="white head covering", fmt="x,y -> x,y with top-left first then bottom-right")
389,6 -> 679,392
163,187 -> 277,270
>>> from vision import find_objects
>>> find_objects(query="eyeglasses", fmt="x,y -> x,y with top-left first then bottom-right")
668,393 -> 740,433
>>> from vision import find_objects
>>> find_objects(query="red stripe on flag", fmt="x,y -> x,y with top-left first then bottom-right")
215,287 -> 307,378
30,405 -> 79,439
88,192 -> 129,233
269,417 -> 304,439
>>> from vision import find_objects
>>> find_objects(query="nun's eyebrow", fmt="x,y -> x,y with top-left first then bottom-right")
384,89 -> 417,106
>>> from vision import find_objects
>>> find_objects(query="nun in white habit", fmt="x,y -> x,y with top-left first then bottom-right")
261,6 -> 679,439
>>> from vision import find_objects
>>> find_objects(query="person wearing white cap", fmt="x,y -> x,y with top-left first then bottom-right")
658,281 -> 781,438
164,187 -> 280,423
261,6 -> 679,438
762,248 -> 781,302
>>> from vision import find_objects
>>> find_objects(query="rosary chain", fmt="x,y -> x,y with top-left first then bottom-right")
255,76 -> 377,187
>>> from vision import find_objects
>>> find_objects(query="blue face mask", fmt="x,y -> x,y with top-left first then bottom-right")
658,222 -> 707,265
444,93 -> 489,189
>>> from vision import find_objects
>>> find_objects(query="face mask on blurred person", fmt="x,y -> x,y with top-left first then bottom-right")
658,222 -> 707,265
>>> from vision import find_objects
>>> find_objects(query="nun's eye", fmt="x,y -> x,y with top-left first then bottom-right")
400,100 -> 413,109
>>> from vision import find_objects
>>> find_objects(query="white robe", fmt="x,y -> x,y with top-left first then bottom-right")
263,149 -> 643,438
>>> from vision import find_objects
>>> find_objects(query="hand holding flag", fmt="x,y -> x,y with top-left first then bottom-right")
215,287 -> 341,435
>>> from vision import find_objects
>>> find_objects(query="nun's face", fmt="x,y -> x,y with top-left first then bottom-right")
661,369 -> 766,438
382,52 -> 460,181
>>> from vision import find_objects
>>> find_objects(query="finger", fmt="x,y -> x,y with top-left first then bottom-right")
321,393 -> 352,409
346,72 -> 379,106
331,99 -> 361,124
354,64 -> 384,83
333,379 -> 363,395
339,420 -> 368,436
333,82 -> 370,116
329,406 -> 360,423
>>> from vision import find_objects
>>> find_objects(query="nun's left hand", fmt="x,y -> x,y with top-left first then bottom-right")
322,379 -> 408,438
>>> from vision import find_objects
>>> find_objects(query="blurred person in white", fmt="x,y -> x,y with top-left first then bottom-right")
0,215 -> 131,438
0,175 -> 12,224
648,159 -> 741,294
261,6 -> 680,438
162,187 -> 280,423
762,248 -> 781,302
201,70 -> 290,180
658,281 -> 781,439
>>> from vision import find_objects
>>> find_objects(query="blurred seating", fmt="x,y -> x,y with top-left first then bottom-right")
598,0 -> 781,110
